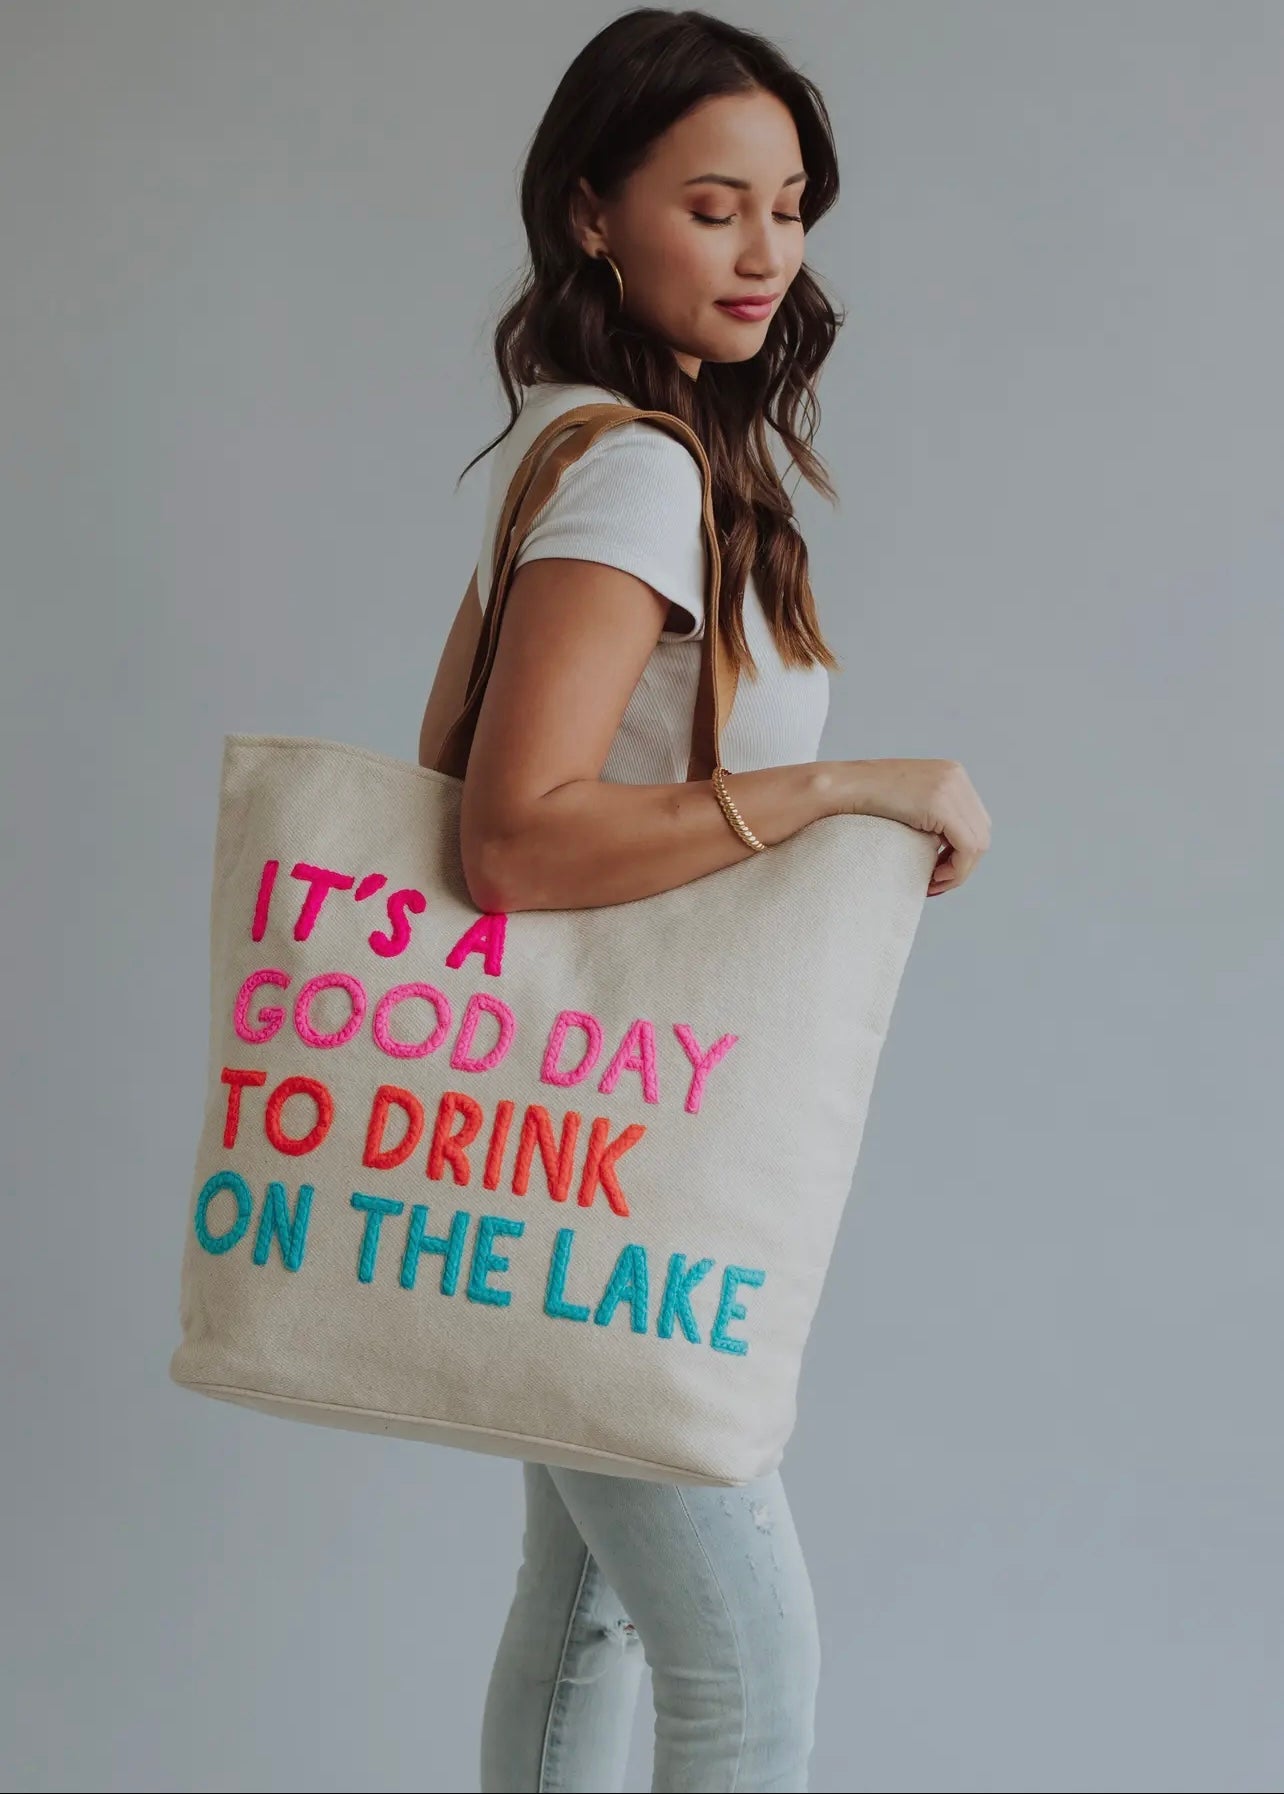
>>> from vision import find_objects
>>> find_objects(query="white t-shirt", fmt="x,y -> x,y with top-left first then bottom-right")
475,380 -> 830,784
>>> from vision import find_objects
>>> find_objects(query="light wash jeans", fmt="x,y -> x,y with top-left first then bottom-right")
479,1459 -> 821,1793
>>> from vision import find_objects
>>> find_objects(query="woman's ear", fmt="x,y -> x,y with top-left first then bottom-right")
570,175 -> 609,259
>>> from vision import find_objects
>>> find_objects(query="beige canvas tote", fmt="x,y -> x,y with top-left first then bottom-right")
169,401 -> 938,1487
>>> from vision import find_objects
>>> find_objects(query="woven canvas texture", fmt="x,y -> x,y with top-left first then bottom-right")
169,734 -> 936,1486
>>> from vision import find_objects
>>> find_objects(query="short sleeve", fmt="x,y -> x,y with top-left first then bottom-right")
510,420 -> 707,639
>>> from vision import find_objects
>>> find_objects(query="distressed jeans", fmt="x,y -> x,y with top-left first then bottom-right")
479,1460 -> 821,1793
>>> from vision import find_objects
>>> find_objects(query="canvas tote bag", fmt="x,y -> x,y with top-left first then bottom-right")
169,400 -> 939,1488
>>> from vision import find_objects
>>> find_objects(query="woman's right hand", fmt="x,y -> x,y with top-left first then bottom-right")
840,758 -> 992,897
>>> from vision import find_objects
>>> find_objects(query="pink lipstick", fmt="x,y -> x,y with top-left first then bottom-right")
715,297 -> 776,322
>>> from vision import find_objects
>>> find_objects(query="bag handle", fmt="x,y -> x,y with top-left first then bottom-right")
432,402 -> 738,783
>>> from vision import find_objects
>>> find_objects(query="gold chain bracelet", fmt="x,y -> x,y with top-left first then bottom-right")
711,764 -> 767,853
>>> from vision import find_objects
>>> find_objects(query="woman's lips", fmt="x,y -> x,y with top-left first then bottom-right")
715,298 -> 775,322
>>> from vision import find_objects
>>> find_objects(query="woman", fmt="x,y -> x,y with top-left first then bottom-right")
419,11 -> 991,1791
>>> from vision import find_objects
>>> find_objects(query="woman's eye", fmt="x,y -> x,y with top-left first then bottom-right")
691,212 -> 804,227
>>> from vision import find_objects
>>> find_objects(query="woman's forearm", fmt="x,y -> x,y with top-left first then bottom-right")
465,759 -> 860,913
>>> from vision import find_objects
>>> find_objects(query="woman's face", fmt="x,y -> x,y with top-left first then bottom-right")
574,88 -> 809,379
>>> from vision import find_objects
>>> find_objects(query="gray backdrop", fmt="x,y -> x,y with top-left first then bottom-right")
3,3 -> 1280,1790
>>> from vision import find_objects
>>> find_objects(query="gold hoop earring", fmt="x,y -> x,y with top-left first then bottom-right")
596,250 -> 625,310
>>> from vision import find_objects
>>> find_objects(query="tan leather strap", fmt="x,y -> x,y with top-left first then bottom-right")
432,401 -> 737,783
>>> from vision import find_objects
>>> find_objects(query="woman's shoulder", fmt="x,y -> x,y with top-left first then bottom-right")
481,382 -> 708,641
492,381 -> 705,507
507,379 -> 627,445
516,379 -> 691,447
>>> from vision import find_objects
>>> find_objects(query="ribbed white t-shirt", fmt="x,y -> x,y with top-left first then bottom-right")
475,380 -> 830,784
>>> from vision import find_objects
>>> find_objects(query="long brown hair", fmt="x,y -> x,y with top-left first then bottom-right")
459,7 -> 847,678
